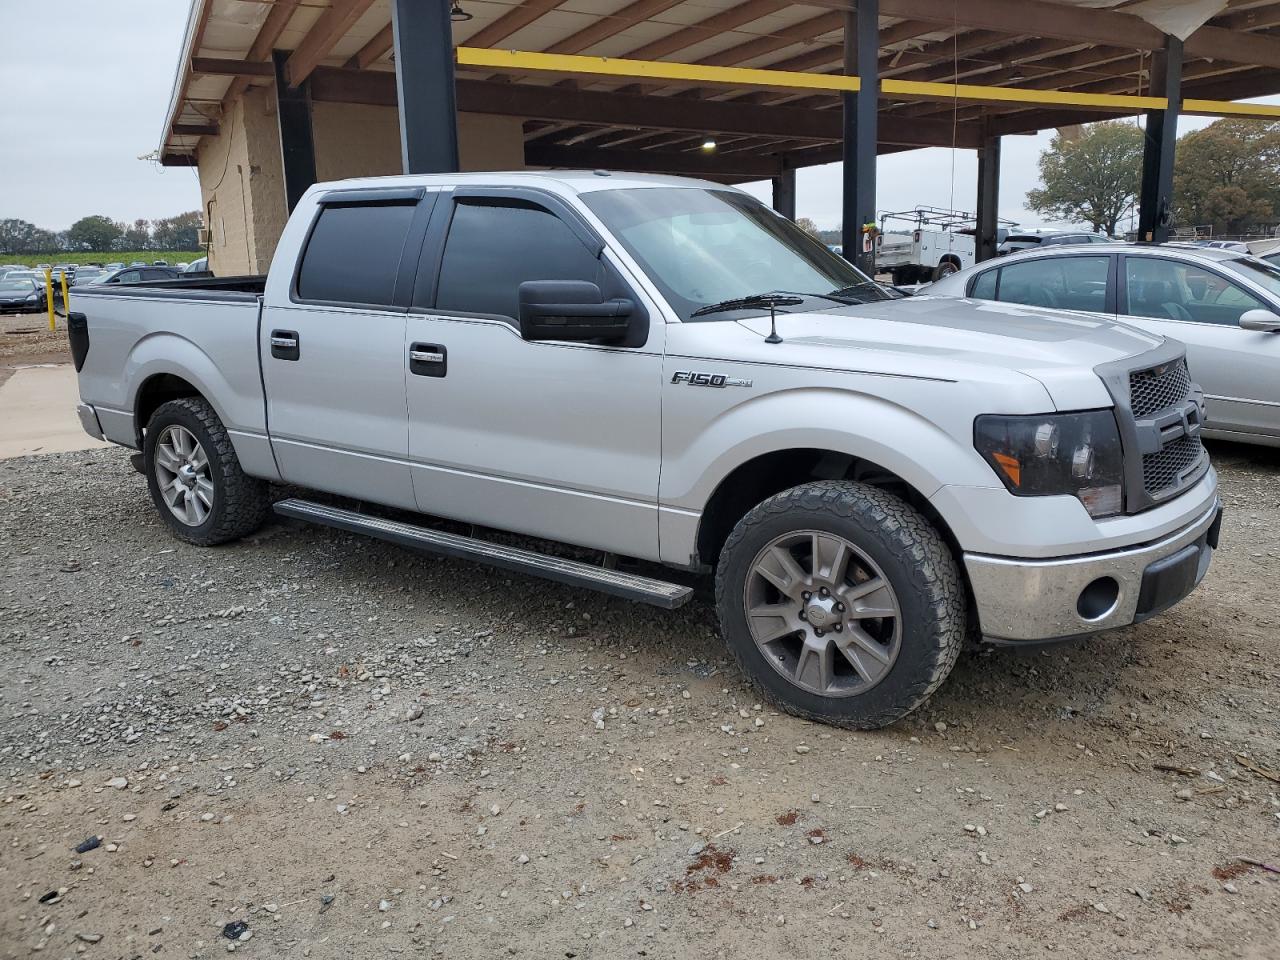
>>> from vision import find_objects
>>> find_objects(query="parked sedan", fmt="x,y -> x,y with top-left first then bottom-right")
0,277 -> 46,313
95,265 -> 185,285
928,243 -> 1280,447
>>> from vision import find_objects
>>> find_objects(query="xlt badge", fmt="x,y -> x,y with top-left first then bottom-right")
672,371 -> 753,388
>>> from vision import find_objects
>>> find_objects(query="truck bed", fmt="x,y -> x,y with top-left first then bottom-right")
72,275 -> 269,456
72,274 -> 267,303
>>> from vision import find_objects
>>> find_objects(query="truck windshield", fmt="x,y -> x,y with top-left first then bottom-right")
583,187 -> 891,321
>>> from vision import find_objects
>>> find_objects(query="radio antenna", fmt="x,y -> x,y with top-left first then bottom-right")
765,300 -> 783,344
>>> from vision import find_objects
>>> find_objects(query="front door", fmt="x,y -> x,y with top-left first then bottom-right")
1119,254 -> 1280,441
261,189 -> 435,509
405,191 -> 664,559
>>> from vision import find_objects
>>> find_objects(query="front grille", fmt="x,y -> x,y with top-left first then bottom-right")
1142,434 -> 1203,494
1128,360 -> 1192,419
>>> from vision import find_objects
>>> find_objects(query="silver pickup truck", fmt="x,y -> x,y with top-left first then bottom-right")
69,171 -> 1222,729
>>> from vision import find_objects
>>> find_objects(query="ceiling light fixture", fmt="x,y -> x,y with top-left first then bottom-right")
450,1 -> 473,23
701,138 -> 717,152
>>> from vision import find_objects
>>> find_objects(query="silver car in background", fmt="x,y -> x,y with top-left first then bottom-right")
928,243 -> 1280,447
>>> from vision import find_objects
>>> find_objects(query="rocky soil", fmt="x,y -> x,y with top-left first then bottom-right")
1,443 -> 1278,959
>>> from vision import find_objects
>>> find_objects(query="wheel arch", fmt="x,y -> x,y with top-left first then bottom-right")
693,447 -> 966,579
134,372 -> 204,444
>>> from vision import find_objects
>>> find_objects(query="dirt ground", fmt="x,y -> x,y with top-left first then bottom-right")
1,442 -> 1277,959
0,311 -> 68,387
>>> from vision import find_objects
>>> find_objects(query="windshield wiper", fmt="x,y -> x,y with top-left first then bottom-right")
828,280 -> 894,301
691,292 -> 804,318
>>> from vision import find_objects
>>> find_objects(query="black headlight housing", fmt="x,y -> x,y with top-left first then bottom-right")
974,410 -> 1125,518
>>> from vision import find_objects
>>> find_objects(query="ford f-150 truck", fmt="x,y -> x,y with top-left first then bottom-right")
68,172 -> 1222,729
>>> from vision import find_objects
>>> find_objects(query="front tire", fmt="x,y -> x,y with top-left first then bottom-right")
143,397 -> 269,546
715,481 -> 965,729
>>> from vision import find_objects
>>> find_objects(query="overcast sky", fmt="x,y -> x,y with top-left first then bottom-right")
0,2 -> 1275,234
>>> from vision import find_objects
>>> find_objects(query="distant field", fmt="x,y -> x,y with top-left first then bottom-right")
1,251 -> 202,268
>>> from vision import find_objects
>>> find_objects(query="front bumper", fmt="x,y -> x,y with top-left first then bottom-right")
965,499 -> 1222,643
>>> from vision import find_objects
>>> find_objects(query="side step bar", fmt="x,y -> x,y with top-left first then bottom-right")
273,498 -> 694,610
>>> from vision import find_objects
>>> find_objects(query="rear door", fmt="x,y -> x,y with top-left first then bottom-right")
1118,254 -> 1280,440
403,188 -> 664,559
260,187 -> 435,509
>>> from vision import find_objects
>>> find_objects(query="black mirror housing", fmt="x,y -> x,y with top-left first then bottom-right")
518,280 -> 634,343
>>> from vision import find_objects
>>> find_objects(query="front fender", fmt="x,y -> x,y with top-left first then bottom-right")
657,382 -> 1007,566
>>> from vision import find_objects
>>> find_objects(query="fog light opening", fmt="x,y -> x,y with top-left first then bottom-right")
1077,577 -> 1120,621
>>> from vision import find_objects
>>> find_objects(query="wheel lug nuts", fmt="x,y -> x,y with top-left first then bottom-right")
834,624 -> 843,632
835,602 -> 845,612
819,586 -> 829,596
798,611 -> 807,621
801,591 -> 811,601
814,629 -> 824,637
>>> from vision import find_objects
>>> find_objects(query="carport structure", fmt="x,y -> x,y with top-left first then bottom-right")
159,0 -> 1280,275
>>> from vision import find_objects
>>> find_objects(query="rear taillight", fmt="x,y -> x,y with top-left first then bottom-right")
68,311 -> 89,371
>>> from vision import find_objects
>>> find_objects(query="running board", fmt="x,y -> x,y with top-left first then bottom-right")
273,498 -> 694,610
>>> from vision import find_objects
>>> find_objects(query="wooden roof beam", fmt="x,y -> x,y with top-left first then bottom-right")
285,0 -> 378,87
346,22 -> 394,69
467,0 -> 568,48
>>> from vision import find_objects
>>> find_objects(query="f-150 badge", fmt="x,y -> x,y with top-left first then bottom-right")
671,371 -> 753,388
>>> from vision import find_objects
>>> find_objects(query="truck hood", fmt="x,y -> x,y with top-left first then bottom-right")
734,294 -> 1166,411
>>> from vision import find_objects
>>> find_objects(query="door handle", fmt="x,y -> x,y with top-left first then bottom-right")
271,330 -> 299,361
410,342 -> 447,378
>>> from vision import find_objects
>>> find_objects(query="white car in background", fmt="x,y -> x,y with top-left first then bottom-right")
928,243 -> 1280,447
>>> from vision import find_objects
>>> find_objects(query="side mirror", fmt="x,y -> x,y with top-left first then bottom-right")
518,280 -> 634,343
1240,308 -> 1280,332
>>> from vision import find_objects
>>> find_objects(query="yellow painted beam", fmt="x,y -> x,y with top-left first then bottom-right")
1182,98 -> 1280,119
457,47 -> 1277,121
456,47 -> 860,93
881,78 -> 1165,112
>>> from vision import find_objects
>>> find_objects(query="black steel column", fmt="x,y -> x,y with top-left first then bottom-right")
772,160 -> 796,221
841,0 -> 878,273
272,50 -> 317,213
1137,36 -> 1182,243
975,130 -> 1001,262
392,0 -> 460,174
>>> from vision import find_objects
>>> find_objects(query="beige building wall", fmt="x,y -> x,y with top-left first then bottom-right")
196,85 -> 288,276
198,95 -> 526,276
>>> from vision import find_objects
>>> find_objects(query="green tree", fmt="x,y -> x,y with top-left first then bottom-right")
1174,118 -> 1280,235
795,217 -> 821,238
151,211 -> 201,250
0,218 -> 42,253
1026,121 -> 1144,235
121,218 -> 151,250
66,215 -> 122,252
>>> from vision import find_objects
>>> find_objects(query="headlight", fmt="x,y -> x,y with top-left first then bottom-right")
25,294 -> 38,302
974,410 -> 1124,518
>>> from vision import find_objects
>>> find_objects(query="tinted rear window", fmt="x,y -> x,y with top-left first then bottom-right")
296,202 -> 416,307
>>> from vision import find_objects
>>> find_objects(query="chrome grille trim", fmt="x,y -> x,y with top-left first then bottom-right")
1094,344 -> 1211,514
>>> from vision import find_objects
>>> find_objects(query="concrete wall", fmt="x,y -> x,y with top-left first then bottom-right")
197,94 -> 527,276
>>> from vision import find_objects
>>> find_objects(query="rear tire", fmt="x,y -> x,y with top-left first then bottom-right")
714,480 -> 965,730
143,397 -> 269,546
933,260 -> 959,281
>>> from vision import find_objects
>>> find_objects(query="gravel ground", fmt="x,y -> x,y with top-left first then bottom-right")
2,442 -> 1278,959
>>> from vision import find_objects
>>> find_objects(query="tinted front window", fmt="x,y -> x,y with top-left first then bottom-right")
436,200 -> 603,319
969,269 -> 997,299
583,187 -> 880,321
296,201 -> 416,307
1125,257 -> 1263,325
995,256 -> 1109,312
